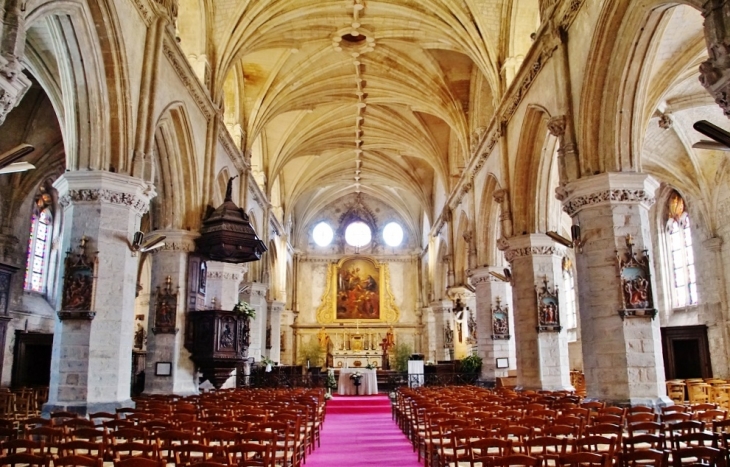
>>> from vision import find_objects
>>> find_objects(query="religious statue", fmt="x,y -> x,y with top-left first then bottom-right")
444,322 -> 454,347
380,327 -> 395,370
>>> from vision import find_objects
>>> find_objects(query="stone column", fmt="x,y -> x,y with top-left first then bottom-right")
143,230 -> 198,396
267,300 -> 283,363
0,0 -> 31,125
429,300 -> 453,361
203,261 -> 245,388
46,172 -> 153,414
205,262 -> 245,311
506,234 -> 572,391
470,266 -> 513,382
558,172 -> 670,405
239,282 -> 268,364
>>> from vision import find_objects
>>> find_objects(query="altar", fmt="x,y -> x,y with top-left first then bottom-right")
338,368 -> 378,395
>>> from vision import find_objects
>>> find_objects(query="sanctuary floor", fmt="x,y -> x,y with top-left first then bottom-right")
305,394 -> 421,467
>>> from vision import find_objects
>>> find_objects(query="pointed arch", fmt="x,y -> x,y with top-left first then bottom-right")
512,105 -> 551,235
152,103 -> 202,231
25,0 -> 132,172
578,0 -> 704,175
476,174 -> 502,267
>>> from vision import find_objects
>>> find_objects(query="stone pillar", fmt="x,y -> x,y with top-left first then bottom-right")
267,300 -> 283,363
46,172 -> 153,414
205,262 -> 245,311
429,300 -> 453,361
558,172 -> 670,405
506,234 -> 572,391
203,261 -> 245,388
239,282 -> 268,364
143,230 -> 198,396
470,266 -> 513,382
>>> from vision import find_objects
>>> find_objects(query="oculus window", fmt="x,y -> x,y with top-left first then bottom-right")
382,222 -> 403,247
345,221 -> 371,247
312,222 -> 334,247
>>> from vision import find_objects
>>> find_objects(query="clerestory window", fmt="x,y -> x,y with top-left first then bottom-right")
666,191 -> 698,308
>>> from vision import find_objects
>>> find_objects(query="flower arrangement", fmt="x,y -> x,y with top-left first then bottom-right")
261,355 -> 275,366
365,362 -> 376,370
324,392 -> 333,400
326,372 -> 338,391
232,301 -> 256,319
349,371 -> 363,383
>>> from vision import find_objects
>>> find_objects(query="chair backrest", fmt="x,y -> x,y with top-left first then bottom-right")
557,452 -> 610,467
226,442 -> 271,467
622,434 -> 665,453
53,454 -> 103,467
619,448 -> 667,467
670,431 -> 718,451
671,446 -> 723,467
0,452 -> 49,467
628,421 -> 663,437
58,440 -> 104,458
490,454 -> 542,466
112,458 -> 165,467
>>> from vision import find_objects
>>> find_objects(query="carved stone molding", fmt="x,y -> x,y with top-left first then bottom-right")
704,236 -> 723,252
161,39 -> 215,120
505,245 -> 558,263
0,73 -> 30,126
561,189 -> 656,217
206,271 -> 241,281
59,189 -> 150,215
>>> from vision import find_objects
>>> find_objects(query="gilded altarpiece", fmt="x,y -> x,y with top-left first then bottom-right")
316,256 -> 400,324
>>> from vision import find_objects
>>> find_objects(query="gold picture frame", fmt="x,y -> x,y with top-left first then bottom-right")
316,256 -> 400,323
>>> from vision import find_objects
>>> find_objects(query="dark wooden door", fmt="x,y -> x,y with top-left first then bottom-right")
12,331 -> 52,388
661,325 -> 712,380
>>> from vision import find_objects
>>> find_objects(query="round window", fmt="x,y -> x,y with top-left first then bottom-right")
345,221 -> 372,247
312,222 -> 334,246
383,222 -> 404,247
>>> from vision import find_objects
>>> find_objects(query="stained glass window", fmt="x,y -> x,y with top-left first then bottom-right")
666,191 -> 698,308
24,208 -> 52,293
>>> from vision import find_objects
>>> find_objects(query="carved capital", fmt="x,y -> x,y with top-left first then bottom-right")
563,189 -> 655,217
547,115 -> 567,137
59,189 -> 150,216
152,0 -> 178,21
0,72 -> 30,126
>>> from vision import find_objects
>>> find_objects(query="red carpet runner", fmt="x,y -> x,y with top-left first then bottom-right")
305,394 -> 422,467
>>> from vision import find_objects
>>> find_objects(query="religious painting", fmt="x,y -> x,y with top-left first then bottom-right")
491,297 -> 510,340
316,256 -> 400,323
336,257 -> 379,319
536,277 -> 561,332
153,276 -> 178,334
61,237 -> 96,312
617,235 -> 657,319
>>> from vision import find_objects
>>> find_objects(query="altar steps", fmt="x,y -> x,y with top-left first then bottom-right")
325,394 -> 392,414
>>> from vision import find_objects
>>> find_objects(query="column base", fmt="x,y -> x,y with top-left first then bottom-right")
42,399 -> 135,416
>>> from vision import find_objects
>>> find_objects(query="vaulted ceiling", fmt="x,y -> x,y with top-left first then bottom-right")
177,0 -> 534,242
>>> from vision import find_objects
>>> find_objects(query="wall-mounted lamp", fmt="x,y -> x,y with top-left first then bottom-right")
489,271 -> 509,282
546,225 -> 584,253
130,231 -> 166,256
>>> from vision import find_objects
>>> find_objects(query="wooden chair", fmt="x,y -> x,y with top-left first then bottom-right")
170,443 -> 219,467
557,452 -> 610,467
113,458 -> 165,467
619,449 -> 668,467
526,436 -> 568,466
0,452 -> 49,467
469,438 -> 512,467
0,439 -> 44,456
57,440 -> 104,459
446,428 -> 489,467
666,381 -> 687,405
225,443 -> 271,467
490,454 -> 543,467
622,434 -> 666,453
52,454 -> 103,467
671,445 -> 723,467
108,442 -> 158,461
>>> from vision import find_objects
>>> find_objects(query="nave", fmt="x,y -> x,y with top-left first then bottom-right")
0,384 -> 729,466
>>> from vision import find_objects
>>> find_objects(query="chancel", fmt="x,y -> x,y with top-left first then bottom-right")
0,0 -> 726,429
